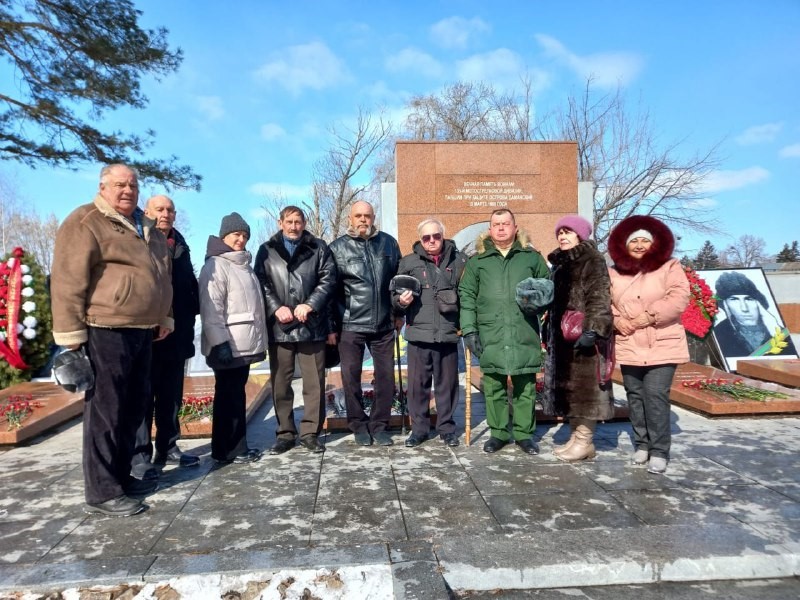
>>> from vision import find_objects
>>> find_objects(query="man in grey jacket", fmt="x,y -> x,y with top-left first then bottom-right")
255,206 -> 337,454
393,219 -> 467,448
329,201 -> 401,446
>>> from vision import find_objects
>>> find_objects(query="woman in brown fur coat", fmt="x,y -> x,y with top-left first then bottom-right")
543,215 -> 614,462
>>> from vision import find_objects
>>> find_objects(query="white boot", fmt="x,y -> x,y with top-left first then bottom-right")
553,424 -> 576,456
555,418 -> 596,462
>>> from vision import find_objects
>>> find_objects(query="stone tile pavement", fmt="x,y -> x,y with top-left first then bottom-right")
0,378 -> 799,597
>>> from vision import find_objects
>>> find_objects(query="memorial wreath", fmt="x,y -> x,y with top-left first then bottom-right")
0,247 -> 53,389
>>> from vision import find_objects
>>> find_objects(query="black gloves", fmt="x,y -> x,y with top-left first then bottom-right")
574,330 -> 597,349
211,341 -> 234,365
463,333 -> 483,358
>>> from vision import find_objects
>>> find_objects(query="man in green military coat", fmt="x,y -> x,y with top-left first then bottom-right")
459,209 -> 551,454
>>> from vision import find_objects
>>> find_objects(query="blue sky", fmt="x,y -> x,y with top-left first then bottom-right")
2,0 -> 799,263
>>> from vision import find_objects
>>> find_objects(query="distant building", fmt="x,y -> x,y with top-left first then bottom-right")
762,262 -> 800,334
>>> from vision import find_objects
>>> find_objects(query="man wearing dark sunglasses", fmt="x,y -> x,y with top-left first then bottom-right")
392,219 -> 467,448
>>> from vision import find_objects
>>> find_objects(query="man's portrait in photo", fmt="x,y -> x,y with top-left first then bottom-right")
698,268 -> 797,371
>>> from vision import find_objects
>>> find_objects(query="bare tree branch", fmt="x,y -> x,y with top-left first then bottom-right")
721,235 -> 768,267
543,79 -> 722,248
312,107 -> 392,240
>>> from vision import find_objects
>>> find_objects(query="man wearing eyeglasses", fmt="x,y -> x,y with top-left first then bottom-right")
51,164 -> 173,517
393,219 -> 467,447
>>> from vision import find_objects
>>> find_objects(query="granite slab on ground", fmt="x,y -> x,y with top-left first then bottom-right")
0,378 -> 798,597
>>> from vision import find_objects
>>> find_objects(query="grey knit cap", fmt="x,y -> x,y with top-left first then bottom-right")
219,212 -> 250,239
715,271 -> 768,308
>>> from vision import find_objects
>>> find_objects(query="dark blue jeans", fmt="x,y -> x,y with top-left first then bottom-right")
621,364 -> 677,459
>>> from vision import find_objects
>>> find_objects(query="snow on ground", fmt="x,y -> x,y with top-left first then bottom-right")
47,565 -> 394,600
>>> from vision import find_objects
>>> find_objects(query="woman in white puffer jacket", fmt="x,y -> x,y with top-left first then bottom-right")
199,212 -> 267,465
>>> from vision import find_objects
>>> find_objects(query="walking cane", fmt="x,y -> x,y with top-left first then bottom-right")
395,331 -> 407,435
464,343 -> 472,446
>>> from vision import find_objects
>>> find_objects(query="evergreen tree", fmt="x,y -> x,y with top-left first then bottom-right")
693,240 -> 720,269
775,241 -> 800,263
0,0 -> 200,190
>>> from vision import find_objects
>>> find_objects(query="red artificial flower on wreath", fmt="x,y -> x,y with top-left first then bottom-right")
681,266 -> 719,338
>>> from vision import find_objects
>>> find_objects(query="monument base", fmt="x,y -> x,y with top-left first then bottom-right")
735,359 -> 800,389
171,373 -> 270,439
0,382 -> 84,445
611,363 -> 800,417
323,369 -> 430,432
467,367 -> 630,423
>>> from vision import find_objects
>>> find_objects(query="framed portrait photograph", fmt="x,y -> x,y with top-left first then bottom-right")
697,267 -> 798,372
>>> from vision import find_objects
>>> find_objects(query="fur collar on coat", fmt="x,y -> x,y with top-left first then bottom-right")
475,229 -> 533,254
547,239 -> 601,267
608,215 -> 675,275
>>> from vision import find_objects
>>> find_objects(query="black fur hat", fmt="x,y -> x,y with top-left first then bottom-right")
716,271 -> 768,308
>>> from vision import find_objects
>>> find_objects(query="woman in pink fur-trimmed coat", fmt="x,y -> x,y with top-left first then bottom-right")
608,215 -> 689,475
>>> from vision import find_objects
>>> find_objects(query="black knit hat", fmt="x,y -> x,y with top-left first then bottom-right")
715,271 -> 768,308
219,212 -> 250,239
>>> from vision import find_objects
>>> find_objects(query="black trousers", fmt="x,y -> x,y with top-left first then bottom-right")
268,341 -> 326,440
211,365 -> 251,461
83,327 -> 152,504
406,341 -> 459,436
131,356 -> 186,471
339,329 -> 395,435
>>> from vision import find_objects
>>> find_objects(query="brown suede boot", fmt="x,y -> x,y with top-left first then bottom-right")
555,418 -> 596,462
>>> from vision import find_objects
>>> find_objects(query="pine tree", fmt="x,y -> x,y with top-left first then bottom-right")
775,241 -> 800,263
0,0 -> 200,190
693,241 -> 720,269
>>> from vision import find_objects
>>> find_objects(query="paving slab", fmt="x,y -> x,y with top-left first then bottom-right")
436,523 -> 799,592
146,542 -> 390,579
0,555 -> 156,592
151,505 -> 313,554
485,489 -> 644,533
459,578 -> 800,599
394,466 -> 481,500
401,495 -> 501,538
1,377 -> 800,596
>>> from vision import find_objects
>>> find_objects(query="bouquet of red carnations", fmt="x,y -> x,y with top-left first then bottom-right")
681,266 -> 718,338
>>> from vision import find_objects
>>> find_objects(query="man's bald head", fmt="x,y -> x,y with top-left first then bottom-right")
349,201 -> 375,239
145,195 -> 176,234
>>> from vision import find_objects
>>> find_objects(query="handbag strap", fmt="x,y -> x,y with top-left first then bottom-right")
594,336 -> 615,385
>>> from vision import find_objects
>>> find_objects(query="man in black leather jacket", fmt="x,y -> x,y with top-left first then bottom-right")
255,206 -> 337,454
329,201 -> 401,446
132,195 -> 200,478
